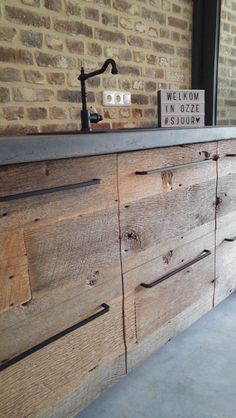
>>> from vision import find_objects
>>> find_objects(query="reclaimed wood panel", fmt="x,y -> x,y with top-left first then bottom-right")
118,144 -> 217,273
124,234 -> 214,370
0,296 -> 125,418
0,231 -> 31,313
118,143 -> 217,205
0,207 -> 122,362
215,140 -> 236,305
0,154 -> 117,232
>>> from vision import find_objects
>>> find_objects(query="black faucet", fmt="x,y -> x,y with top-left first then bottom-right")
78,59 -> 118,132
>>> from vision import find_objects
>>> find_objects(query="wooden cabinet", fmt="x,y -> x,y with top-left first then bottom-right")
118,143 -> 217,370
215,140 -> 236,305
0,155 -> 125,417
2,139 -> 236,416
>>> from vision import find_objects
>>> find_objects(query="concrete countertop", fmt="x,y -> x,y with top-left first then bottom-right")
0,126 -> 236,166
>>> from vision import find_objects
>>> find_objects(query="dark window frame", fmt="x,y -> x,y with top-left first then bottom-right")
192,0 -> 222,126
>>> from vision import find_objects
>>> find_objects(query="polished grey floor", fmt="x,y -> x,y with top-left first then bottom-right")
76,293 -> 236,418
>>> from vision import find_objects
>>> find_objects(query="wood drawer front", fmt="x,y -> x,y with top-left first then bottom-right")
215,140 -> 236,305
0,208 -> 122,363
0,154 -> 117,232
118,143 -> 217,205
0,297 -> 125,418
215,214 -> 236,305
119,145 -> 216,273
124,234 -> 214,369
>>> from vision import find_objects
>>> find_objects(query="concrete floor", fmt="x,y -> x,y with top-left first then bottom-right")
76,293 -> 236,418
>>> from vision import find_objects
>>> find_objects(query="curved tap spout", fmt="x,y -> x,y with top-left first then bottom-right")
78,59 -> 118,81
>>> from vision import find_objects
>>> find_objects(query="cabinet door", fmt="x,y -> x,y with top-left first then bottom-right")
0,155 -> 125,416
118,143 -> 217,370
215,140 -> 236,305
0,296 -> 125,418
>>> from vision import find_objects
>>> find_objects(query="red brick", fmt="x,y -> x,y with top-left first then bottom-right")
119,48 -> 132,61
3,107 -> 24,120
0,124 -> 39,136
21,0 -> 40,6
87,42 -> 102,57
65,1 -> 81,16
66,39 -> 84,54
57,90 -> 95,103
0,47 -> 33,65
132,108 -> 143,118
54,19 -> 92,37
146,54 -> 157,65
27,107 -> 48,120
142,7 -> 166,24
35,51 -> 76,69
144,108 -> 156,118
132,94 -> 149,105
152,41 -> 175,54
0,27 -> 16,42
113,0 -> 139,15
133,51 -> 145,63
102,12 -> 118,26
127,35 -> 151,49
85,7 -> 99,21
0,68 -> 21,82
95,28 -> 125,44
5,6 -> 51,29
44,0 -> 62,11
46,35 -> 63,51
24,70 -> 45,84
40,123 -> 78,133
46,72 -> 65,85
172,4 -> 181,13
145,81 -> 157,92
49,106 -> 67,119
87,77 -> 100,88
21,31 -> 43,48
176,47 -> 191,57
119,65 -> 140,76
160,28 -> 170,39
168,17 -> 188,30
13,87 -> 53,102
0,88 -> 10,102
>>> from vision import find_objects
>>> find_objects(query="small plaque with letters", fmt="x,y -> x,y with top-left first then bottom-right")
158,89 -> 205,128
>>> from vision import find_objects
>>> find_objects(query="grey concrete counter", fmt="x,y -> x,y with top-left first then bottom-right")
0,126 -> 236,166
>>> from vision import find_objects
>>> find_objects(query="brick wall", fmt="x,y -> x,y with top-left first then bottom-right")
0,0 -> 192,135
217,0 -> 236,125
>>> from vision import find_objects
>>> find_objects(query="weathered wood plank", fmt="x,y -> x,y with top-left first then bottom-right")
0,208 -> 122,361
120,180 -> 216,272
215,142 -> 236,305
118,143 -> 217,204
124,234 -> 214,370
0,231 -> 31,313
0,155 -> 118,232
0,296 -> 125,418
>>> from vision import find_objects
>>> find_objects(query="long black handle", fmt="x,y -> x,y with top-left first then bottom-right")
225,154 -> 236,157
0,303 -> 109,372
0,179 -> 101,202
135,159 -> 212,176
141,250 -> 211,288
224,237 -> 236,242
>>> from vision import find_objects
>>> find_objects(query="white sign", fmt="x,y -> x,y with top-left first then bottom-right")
158,89 -> 205,128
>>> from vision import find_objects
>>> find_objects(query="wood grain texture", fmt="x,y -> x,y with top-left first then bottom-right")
0,154 -> 117,232
0,207 -> 122,362
118,144 -> 217,273
0,231 -> 31,313
215,141 -> 236,305
123,233 -> 214,367
0,296 -> 125,418
118,143 -> 217,205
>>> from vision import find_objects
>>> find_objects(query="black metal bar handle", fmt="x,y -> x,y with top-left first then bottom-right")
0,303 -> 109,373
135,159 -> 212,176
224,237 -> 236,242
225,154 -> 236,157
0,179 -> 101,202
141,250 -> 211,289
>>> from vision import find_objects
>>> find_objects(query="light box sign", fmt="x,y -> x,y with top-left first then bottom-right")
158,89 -> 205,128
